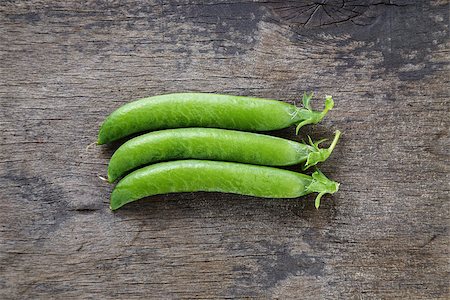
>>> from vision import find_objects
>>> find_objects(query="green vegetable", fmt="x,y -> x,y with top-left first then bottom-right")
98,92 -> 334,144
107,128 -> 341,182
110,160 -> 340,210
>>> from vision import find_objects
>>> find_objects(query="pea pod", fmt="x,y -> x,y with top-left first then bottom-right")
98,92 -> 334,144
110,160 -> 340,210
107,128 -> 341,182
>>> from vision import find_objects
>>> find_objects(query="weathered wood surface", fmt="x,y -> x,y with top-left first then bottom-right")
1,0 -> 449,299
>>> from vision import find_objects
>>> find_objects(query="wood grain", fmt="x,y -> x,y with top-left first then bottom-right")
1,0 -> 449,299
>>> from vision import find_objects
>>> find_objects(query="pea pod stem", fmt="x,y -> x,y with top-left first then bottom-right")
294,94 -> 334,134
110,160 -> 340,211
303,130 -> 341,170
106,128 -> 341,182
98,93 -> 334,144
305,169 -> 340,209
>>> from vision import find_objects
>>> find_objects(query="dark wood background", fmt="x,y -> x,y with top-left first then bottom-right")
1,1 -> 449,299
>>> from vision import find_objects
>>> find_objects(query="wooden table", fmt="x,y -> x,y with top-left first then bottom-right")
1,1 -> 448,299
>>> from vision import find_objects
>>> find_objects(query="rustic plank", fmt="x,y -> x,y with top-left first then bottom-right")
0,0 -> 448,299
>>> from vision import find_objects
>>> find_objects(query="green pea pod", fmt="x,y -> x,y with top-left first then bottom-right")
107,128 -> 341,182
110,160 -> 340,210
98,92 -> 334,144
